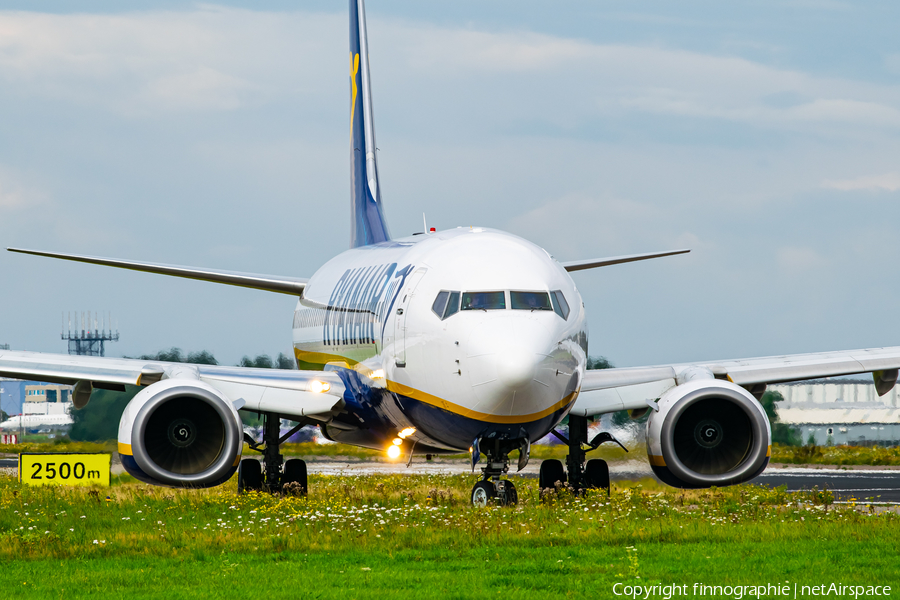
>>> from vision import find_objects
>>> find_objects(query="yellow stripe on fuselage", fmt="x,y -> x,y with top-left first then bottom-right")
386,380 -> 576,424
294,348 -> 358,370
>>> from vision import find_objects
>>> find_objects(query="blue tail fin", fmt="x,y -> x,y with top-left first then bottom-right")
349,0 -> 391,248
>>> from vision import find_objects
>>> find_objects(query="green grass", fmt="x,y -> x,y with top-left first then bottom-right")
1,472 -> 898,598
0,440 -> 116,455
771,443 -> 900,466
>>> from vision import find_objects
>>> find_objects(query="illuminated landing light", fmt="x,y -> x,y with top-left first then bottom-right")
392,438 -> 403,446
398,427 -> 416,439
309,380 -> 331,394
371,369 -> 385,379
387,445 -> 402,459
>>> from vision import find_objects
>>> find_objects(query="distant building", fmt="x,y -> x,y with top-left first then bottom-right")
1,380 -> 74,417
24,383 -> 72,404
769,379 -> 900,446
22,401 -> 72,416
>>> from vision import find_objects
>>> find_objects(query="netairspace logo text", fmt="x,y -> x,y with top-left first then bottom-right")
612,583 -> 893,599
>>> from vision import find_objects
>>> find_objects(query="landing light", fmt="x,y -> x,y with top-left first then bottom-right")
398,427 -> 416,439
309,380 -> 331,394
387,445 -> 402,459
392,438 -> 403,446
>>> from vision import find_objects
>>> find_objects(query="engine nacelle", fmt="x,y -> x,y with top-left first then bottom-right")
117,379 -> 243,488
646,379 -> 771,489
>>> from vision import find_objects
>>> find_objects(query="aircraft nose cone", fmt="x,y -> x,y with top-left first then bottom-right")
495,350 -> 537,389
465,316 -> 564,416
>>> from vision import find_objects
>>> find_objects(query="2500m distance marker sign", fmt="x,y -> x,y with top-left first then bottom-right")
19,453 -> 110,487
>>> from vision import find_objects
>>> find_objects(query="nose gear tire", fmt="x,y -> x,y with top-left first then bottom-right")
471,480 -> 496,506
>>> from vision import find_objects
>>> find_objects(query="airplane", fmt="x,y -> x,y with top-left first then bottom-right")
2,0 -> 900,505
0,413 -> 73,433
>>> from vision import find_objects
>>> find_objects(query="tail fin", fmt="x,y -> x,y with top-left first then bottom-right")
349,0 -> 391,248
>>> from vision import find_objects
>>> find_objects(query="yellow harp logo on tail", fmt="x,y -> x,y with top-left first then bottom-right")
350,53 -> 360,139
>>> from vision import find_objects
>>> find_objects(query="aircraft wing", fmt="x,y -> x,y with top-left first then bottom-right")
7,248 -> 308,296
560,249 -> 690,272
571,346 -> 900,417
0,350 -> 345,421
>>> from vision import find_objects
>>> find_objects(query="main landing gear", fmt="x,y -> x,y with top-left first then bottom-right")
540,415 -> 627,496
238,412 -> 309,495
469,435 -> 526,507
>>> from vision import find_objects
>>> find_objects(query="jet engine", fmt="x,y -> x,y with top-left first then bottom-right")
646,379 -> 771,489
117,379 -> 243,487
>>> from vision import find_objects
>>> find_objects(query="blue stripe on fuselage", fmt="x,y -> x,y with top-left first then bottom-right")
393,392 -> 571,450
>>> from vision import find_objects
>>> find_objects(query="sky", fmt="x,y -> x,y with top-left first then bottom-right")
0,1 -> 898,368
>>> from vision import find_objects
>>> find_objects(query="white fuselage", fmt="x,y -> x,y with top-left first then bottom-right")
291,227 -> 589,452
0,413 -> 73,431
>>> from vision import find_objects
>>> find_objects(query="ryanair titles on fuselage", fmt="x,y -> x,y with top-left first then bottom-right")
318,262 -> 413,347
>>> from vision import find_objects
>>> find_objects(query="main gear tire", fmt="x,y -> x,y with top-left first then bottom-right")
238,459 -> 262,493
585,459 -> 610,491
281,458 -> 308,496
539,459 -> 566,490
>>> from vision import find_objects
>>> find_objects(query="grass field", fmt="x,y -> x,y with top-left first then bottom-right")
1,471 -> 898,599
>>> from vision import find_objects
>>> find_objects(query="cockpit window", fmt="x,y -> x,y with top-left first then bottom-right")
510,291 -> 552,311
445,291 -> 460,318
461,291 -> 506,311
431,291 -> 449,318
433,290 -> 461,320
551,290 -> 570,320
435,290 -> 561,317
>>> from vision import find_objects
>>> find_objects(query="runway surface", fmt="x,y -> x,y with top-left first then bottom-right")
754,467 -> 900,503
2,456 -> 899,502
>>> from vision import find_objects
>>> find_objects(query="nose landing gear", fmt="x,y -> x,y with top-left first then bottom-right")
469,435 -> 526,506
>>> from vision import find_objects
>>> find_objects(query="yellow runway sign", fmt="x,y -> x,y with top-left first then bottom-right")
18,453 -> 111,487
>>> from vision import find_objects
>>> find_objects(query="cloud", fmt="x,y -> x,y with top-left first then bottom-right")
505,192 -> 705,260
822,172 -> 900,192
378,23 -> 900,135
0,6 -> 898,136
0,167 -> 45,210
0,8 -> 342,114
777,246 -> 827,272
141,66 -> 256,111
